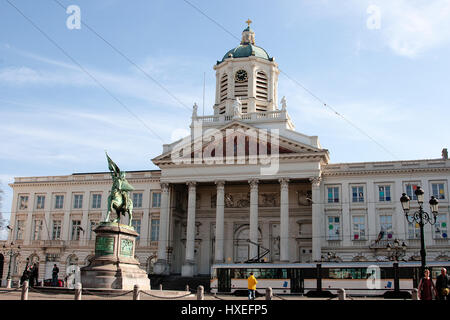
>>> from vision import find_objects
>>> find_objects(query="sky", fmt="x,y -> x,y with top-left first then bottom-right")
1,0 -> 450,238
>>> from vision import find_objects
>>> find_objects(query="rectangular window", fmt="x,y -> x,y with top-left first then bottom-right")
18,195 -> 29,210
54,195 -> 64,209
432,183 -> 446,200
88,220 -> 98,240
73,194 -> 83,209
52,220 -> 62,240
92,194 -> 102,209
132,193 -> 143,208
380,215 -> 393,239
352,186 -> 364,203
151,219 -> 160,241
405,184 -> 419,201
378,186 -> 391,202
32,219 -> 43,240
327,187 -> 339,203
36,195 -> 45,210
152,192 -> 161,208
71,220 -> 81,240
15,220 -> 24,240
434,214 -> 448,239
327,216 -> 340,240
131,219 -> 141,240
407,221 -> 420,239
352,216 -> 366,240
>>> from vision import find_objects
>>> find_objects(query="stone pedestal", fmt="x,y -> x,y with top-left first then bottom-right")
80,222 -> 150,290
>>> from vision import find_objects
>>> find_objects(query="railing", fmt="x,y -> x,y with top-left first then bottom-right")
193,110 -> 288,125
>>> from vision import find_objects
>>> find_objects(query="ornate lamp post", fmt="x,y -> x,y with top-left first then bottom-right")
386,239 -> 407,262
2,241 -> 21,288
400,186 -> 439,276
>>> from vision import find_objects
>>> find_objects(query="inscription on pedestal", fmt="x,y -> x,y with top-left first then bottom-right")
120,239 -> 133,257
95,236 -> 115,256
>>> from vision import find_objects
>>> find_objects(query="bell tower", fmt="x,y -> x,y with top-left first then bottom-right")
213,20 -> 280,116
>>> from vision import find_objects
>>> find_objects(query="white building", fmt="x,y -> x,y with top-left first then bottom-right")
2,24 -> 450,284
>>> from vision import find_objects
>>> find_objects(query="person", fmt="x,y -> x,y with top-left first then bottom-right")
52,264 -> 59,287
418,269 -> 437,300
28,265 -> 35,287
247,272 -> 258,300
31,263 -> 38,287
20,266 -> 30,285
436,268 -> 450,300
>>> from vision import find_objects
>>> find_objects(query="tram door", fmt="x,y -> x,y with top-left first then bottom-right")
217,268 -> 231,293
289,269 -> 304,294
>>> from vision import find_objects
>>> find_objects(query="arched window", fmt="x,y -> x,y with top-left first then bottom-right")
219,73 -> 228,114
255,71 -> 268,101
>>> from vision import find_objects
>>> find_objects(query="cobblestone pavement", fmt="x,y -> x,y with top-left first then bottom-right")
0,288 -> 397,300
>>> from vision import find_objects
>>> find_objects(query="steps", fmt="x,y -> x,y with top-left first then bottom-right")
149,275 -> 211,292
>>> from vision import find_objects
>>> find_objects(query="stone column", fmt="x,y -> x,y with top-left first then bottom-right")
249,179 -> 259,259
154,183 -> 170,275
214,181 -> 225,263
182,181 -> 197,277
279,178 -> 290,262
310,176 -> 322,262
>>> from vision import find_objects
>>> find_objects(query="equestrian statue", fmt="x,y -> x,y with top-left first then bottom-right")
104,152 -> 134,226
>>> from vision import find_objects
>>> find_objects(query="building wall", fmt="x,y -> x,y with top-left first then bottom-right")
3,171 -> 161,284
3,158 -> 450,281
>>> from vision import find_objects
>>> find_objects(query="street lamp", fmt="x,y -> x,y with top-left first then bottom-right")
2,242 -> 21,288
386,239 -> 407,261
400,186 -> 439,276
1,225 -> 22,288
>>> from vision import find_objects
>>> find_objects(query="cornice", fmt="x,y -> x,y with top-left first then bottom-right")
322,166 -> 450,177
11,177 -> 161,189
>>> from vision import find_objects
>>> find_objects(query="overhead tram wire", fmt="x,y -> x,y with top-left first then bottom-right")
5,0 -> 165,144
51,0 -> 192,113
181,0 -> 399,161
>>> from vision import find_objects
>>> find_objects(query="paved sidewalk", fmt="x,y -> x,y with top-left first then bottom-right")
0,288 -> 395,300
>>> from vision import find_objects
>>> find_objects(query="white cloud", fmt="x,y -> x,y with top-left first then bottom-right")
357,0 -> 450,57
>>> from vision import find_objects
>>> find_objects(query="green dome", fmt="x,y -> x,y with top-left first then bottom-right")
221,44 -> 271,63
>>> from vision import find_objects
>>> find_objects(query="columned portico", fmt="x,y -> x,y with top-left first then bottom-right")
154,182 -> 170,275
249,178 -> 259,259
182,181 -> 197,276
214,180 -> 225,263
279,178 -> 290,262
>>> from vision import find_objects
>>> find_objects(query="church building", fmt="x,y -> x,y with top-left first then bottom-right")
3,23 -> 450,283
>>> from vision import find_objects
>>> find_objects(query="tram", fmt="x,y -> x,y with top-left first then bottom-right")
210,261 -> 450,296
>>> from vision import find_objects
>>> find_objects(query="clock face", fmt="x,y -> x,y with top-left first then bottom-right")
235,70 -> 248,83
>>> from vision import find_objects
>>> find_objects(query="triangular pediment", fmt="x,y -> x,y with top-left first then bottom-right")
152,120 -> 329,166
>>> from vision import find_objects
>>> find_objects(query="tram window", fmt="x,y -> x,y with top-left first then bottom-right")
382,268 -> 394,279
233,268 -> 262,279
431,267 -> 441,279
303,268 -> 316,279
399,267 -> 414,279
327,268 -> 368,279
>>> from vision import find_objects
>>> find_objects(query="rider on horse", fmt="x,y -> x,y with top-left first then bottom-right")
105,152 -> 134,226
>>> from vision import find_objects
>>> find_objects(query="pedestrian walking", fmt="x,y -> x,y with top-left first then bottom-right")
436,268 -> 450,301
247,272 -> 258,300
418,269 -> 437,300
52,264 -> 59,287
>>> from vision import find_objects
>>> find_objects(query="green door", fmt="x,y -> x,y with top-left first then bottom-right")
217,268 -> 231,293
289,268 -> 304,293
